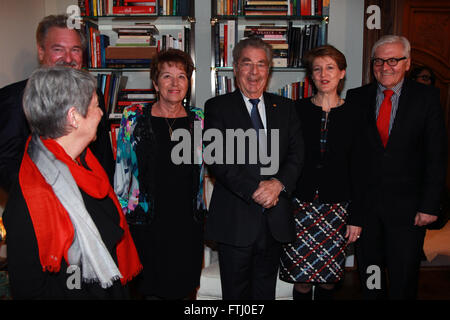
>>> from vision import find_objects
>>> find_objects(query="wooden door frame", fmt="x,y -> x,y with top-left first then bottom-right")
362,0 -> 405,85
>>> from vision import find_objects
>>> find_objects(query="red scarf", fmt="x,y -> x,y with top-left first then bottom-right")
19,137 -> 142,285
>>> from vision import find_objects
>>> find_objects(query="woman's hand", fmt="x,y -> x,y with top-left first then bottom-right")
345,225 -> 362,244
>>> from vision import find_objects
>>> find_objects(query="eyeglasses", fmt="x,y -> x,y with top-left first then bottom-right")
372,57 -> 407,67
238,61 -> 269,71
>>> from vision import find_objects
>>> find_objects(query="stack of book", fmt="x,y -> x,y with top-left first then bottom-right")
84,21 -> 110,68
244,25 -> 288,67
158,0 -> 192,16
78,0 -> 113,16
214,0 -> 244,15
287,22 -> 325,67
96,72 -> 124,117
115,88 -> 156,115
78,0 -> 156,16
213,20 -> 238,67
159,27 -> 191,53
289,0 -> 323,16
106,23 -> 158,68
113,0 -> 158,15
244,0 -> 288,16
215,74 -> 236,95
212,0 -> 328,17
79,0 -> 192,16
276,77 -> 313,100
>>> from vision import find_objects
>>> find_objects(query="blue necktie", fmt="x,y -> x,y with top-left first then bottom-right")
249,98 -> 264,131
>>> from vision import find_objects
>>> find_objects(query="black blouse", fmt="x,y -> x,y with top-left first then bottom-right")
293,98 -> 367,226
3,180 -> 130,300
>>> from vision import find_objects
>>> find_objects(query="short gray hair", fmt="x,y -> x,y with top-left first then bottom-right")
23,67 -> 96,139
233,37 -> 273,65
371,35 -> 411,58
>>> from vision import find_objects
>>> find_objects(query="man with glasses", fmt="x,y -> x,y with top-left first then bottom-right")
346,35 -> 447,299
204,37 -> 304,299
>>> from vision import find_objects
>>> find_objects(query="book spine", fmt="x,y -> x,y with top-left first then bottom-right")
112,6 -> 156,14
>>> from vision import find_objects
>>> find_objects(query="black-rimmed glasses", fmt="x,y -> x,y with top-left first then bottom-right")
372,57 -> 407,67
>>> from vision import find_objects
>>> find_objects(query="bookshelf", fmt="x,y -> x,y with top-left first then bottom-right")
79,1 -> 196,121
210,0 -> 328,99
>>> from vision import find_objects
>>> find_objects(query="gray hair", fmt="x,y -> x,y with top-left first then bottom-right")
36,14 -> 87,50
233,37 -> 273,65
371,35 -> 411,58
23,67 -> 96,139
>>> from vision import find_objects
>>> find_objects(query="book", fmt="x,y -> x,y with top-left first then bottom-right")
227,20 -> 235,67
105,46 -> 158,59
116,38 -> 152,45
110,123 -> 120,160
245,11 -> 287,15
112,6 -> 156,14
246,1 -> 288,4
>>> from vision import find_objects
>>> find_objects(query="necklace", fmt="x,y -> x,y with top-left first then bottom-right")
165,117 -> 177,138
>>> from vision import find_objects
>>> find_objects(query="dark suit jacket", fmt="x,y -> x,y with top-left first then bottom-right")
346,79 -> 447,226
204,89 -> 304,246
0,80 -> 115,191
293,98 -> 367,227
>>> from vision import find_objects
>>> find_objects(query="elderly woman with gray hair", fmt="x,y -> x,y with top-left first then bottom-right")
3,67 -> 141,299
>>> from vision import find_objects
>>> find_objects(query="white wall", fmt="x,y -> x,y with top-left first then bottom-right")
328,0 -> 364,95
0,0 -> 76,89
0,0 -> 45,88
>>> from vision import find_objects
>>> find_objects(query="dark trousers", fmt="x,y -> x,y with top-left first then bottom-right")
217,217 -> 282,300
356,212 -> 426,300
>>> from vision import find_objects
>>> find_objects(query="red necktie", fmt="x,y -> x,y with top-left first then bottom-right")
376,89 -> 394,147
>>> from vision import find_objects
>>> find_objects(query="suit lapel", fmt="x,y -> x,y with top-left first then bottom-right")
366,83 -> 389,150
385,79 -> 410,149
263,92 -> 279,131
232,89 -> 254,130
263,92 -> 281,158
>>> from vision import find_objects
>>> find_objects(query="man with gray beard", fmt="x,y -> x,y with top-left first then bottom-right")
0,14 -> 114,193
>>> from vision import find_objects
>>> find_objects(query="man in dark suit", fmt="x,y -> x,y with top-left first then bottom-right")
204,37 -> 304,300
0,14 -> 114,192
346,35 -> 447,300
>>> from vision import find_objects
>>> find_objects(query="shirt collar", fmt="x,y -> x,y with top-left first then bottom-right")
377,78 -> 404,96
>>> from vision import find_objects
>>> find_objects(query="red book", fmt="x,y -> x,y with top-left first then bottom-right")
95,30 -> 101,68
89,26 -> 95,67
84,0 -> 90,16
110,124 -> 120,160
224,24 -> 228,67
303,77 -> 309,98
104,75 -> 111,112
300,0 -> 309,16
113,6 -> 156,14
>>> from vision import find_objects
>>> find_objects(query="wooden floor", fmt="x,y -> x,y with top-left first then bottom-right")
334,267 -> 450,300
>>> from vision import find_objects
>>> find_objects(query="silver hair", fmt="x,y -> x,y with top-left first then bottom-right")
232,37 -> 273,65
371,35 -> 411,58
23,66 -> 96,139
